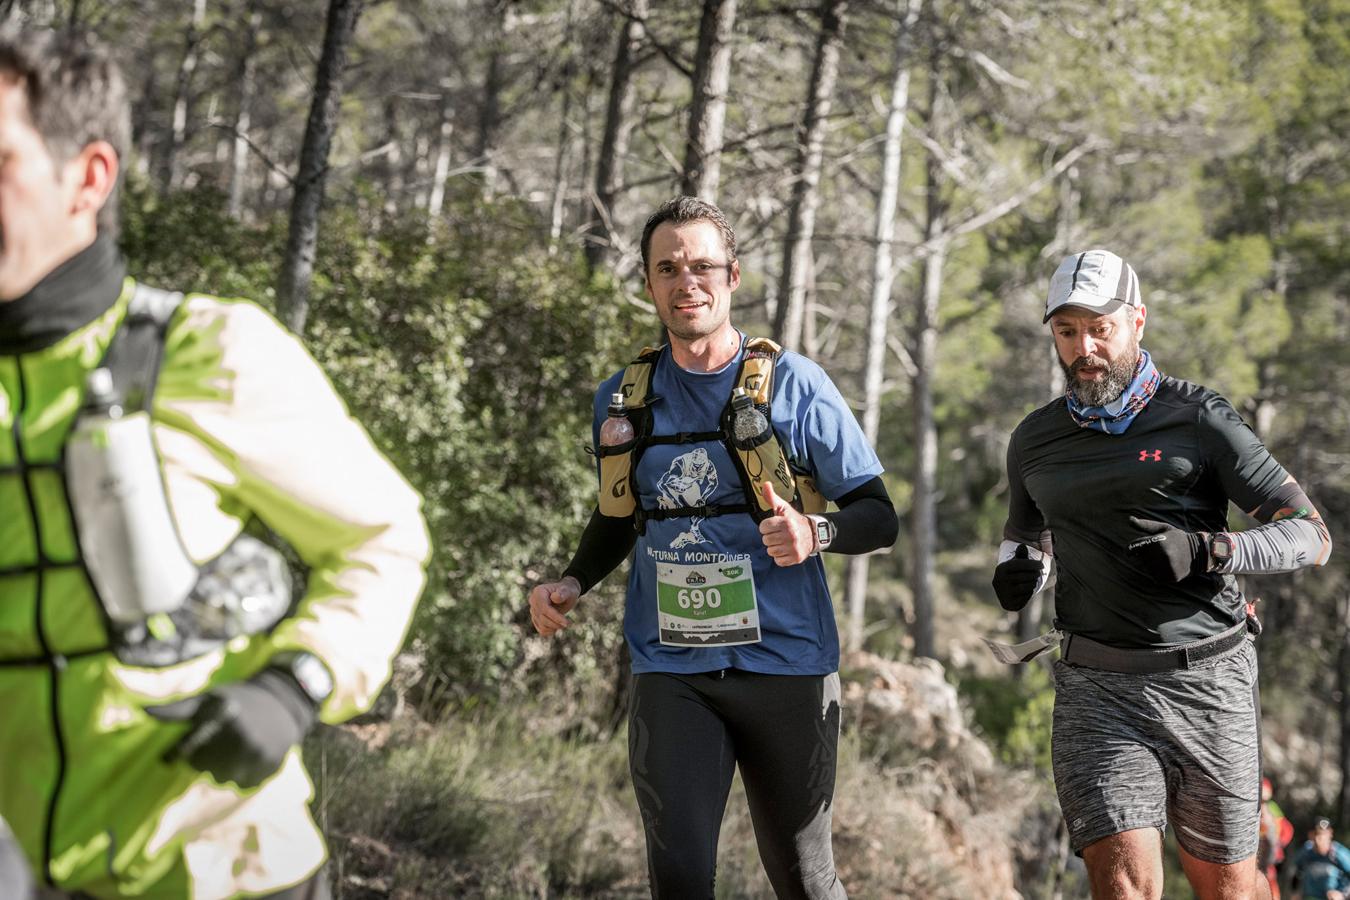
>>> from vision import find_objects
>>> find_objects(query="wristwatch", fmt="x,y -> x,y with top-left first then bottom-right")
272,651 -> 335,707
1208,532 -> 1234,572
807,514 -> 835,556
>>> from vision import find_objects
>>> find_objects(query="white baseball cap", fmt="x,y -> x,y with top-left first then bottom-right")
1044,249 -> 1142,323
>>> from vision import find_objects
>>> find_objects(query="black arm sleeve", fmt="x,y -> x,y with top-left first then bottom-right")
561,508 -> 637,595
824,476 -> 899,555
1002,431 -> 1054,554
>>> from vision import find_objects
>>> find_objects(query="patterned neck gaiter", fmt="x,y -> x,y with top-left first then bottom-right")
1065,349 -> 1160,435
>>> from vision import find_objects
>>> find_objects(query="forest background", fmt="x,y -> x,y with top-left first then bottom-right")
9,0 -> 1348,896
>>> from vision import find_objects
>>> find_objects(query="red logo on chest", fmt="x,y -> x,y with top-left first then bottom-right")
1138,449 -> 1163,462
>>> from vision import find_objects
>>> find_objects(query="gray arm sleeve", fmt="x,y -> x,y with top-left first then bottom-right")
1223,516 -> 1332,574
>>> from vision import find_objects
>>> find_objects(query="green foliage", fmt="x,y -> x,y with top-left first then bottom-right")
306,191 -> 650,702
121,182 -> 650,706
307,711 -> 642,897
120,180 -> 282,302
959,662 -> 1056,774
1149,231 -> 1284,402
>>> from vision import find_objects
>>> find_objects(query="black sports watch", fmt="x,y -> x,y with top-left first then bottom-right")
271,651 -> 335,707
807,514 -> 835,556
1208,532 -> 1234,572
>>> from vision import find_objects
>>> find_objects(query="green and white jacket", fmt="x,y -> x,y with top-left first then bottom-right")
0,239 -> 430,898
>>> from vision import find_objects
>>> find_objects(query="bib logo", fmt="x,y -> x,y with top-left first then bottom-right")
657,448 -> 719,549
611,481 -> 627,499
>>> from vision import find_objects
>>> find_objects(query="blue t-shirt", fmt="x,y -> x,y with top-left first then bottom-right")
1295,840 -> 1350,898
592,339 -> 883,676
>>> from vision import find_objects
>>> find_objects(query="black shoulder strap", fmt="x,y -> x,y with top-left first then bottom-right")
100,283 -> 185,414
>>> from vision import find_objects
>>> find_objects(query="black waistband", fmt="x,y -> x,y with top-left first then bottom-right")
1060,620 -> 1252,674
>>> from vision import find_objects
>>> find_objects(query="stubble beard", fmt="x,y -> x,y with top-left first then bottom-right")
1061,336 -> 1141,408
660,301 -> 728,343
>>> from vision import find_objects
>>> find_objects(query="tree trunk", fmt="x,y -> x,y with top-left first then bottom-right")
276,0 -> 363,336
477,2 -> 508,200
163,0 -> 207,190
426,81 -> 456,219
1048,164 -> 1080,259
911,236 -> 946,661
771,0 -> 848,352
378,94 -> 405,216
548,0 -> 579,254
584,0 -> 646,274
227,4 -> 261,220
910,66 -> 946,661
845,0 -> 921,653
680,0 -> 737,201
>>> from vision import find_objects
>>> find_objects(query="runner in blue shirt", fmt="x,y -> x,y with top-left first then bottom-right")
1293,819 -> 1350,900
528,197 -> 897,899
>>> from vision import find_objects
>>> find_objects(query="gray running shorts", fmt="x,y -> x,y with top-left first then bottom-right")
1051,638 -> 1261,864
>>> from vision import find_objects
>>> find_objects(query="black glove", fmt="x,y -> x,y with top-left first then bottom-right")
992,544 -> 1044,612
1126,516 -> 1209,582
147,667 -> 317,789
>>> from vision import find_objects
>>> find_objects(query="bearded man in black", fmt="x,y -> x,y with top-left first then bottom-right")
994,249 -> 1331,900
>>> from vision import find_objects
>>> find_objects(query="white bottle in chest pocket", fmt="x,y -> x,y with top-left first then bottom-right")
65,367 -> 198,623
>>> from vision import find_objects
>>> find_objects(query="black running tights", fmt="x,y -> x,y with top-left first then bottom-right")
627,669 -> 847,900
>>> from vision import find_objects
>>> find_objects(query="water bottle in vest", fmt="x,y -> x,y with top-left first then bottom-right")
730,387 -> 795,513
600,392 -> 635,447
66,367 -> 198,623
597,392 -> 637,516
730,388 -> 768,448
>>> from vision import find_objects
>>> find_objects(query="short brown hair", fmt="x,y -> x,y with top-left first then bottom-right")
640,197 -> 738,276
0,26 -> 130,237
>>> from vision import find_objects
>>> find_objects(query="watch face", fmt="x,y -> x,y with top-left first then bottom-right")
1212,534 -> 1232,560
292,654 -> 334,702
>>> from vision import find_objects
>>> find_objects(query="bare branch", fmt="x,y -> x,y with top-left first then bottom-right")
948,45 -> 1031,91
593,0 -> 692,78
947,139 -> 1102,239
205,120 -> 294,186
887,332 -> 919,378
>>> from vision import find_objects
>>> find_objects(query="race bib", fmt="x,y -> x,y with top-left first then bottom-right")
656,558 -> 761,647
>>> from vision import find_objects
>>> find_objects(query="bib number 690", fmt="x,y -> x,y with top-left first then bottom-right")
677,587 -> 722,610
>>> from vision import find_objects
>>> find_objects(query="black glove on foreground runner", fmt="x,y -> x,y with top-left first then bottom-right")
992,544 -> 1043,611
147,667 -> 318,789
1126,516 -> 1209,582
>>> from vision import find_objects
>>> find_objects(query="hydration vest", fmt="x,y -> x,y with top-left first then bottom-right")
597,337 -> 826,533
72,285 -> 294,667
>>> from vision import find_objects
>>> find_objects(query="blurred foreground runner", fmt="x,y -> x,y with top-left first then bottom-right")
0,26 -> 429,899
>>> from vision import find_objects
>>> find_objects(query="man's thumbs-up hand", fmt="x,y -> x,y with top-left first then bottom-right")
759,482 -> 814,567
